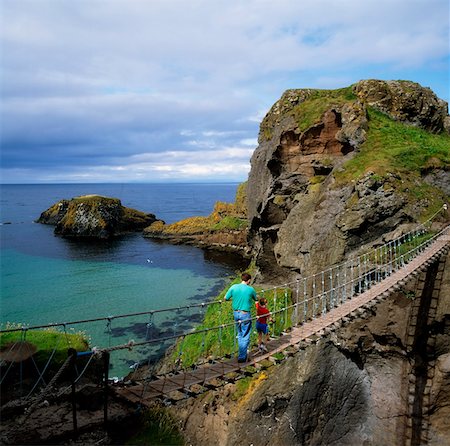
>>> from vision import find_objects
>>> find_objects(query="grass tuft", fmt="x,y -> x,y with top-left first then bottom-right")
0,323 -> 89,365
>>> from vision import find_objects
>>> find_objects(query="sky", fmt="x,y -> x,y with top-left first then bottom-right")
1,0 -> 449,184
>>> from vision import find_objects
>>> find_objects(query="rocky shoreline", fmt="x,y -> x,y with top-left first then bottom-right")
37,184 -> 250,256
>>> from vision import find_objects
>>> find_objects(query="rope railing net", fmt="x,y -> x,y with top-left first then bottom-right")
1,206 -> 448,406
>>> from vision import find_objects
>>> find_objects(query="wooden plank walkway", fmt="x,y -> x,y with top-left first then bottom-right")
115,231 -> 450,406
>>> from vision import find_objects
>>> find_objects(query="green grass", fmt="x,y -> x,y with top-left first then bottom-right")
0,324 -> 89,365
261,86 -> 356,140
366,231 -> 436,266
232,376 -> 254,401
146,182 -> 249,236
234,181 -> 248,216
333,107 -> 449,221
291,88 -> 356,132
397,232 -> 436,258
336,108 -> 450,181
211,216 -> 247,231
125,407 -> 183,445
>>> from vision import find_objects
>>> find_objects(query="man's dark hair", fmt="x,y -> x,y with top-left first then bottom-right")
241,273 -> 251,282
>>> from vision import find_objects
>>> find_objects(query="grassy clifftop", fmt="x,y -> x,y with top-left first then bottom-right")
337,108 -> 449,180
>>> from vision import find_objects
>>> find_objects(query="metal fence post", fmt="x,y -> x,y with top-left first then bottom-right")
103,350 -> 110,428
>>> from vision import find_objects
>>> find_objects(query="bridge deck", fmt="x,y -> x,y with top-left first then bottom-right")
115,233 -> 449,406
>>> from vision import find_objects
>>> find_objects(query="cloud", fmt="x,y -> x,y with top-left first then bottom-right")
0,0 -> 448,183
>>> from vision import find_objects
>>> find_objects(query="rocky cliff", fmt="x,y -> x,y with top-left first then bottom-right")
22,80 -> 449,446
170,247 -> 450,446
37,195 -> 161,239
165,80 -> 450,446
247,80 -> 449,284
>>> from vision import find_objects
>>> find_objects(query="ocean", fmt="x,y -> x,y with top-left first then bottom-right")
0,183 -> 247,376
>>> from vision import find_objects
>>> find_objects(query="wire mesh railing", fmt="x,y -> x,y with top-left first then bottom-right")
160,220 -> 449,373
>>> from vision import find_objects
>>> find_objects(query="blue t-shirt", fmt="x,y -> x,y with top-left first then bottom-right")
225,283 -> 257,312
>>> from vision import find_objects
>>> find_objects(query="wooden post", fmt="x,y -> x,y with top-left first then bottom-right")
103,351 -> 110,428
68,348 -> 78,439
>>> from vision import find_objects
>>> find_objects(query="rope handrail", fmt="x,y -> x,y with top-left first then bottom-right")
0,301 -> 222,334
1,353 -> 73,414
96,302 -> 298,354
258,218 -> 450,294
141,224 -> 448,361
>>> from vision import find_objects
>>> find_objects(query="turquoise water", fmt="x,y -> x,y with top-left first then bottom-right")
2,249 -> 222,324
0,183 -> 246,376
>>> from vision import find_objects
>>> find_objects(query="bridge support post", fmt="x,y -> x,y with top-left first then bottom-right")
103,351 -> 110,428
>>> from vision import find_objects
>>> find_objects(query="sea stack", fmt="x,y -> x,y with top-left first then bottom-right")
37,194 -> 163,239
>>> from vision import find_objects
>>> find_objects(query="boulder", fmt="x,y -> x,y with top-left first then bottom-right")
354,79 -> 449,134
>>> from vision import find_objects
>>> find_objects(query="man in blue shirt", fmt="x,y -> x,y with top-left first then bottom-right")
225,273 -> 257,362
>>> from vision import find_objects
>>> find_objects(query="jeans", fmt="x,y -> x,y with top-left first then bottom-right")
233,310 -> 252,360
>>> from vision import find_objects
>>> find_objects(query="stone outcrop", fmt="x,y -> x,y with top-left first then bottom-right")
161,80 -> 450,445
354,79 -> 449,134
18,80 -> 449,445
37,195 -> 162,239
247,80 -> 449,283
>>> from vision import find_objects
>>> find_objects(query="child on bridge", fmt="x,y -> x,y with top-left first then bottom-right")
256,296 -> 272,353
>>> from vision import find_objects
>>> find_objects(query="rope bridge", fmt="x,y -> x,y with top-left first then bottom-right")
1,206 -> 449,415
116,219 -> 450,406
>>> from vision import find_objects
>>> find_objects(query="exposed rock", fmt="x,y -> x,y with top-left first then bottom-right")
37,195 -> 162,239
354,79 -> 449,134
424,169 -> 450,196
169,81 -> 449,444
170,251 -> 450,446
0,383 -> 135,445
247,80 -> 449,283
6,253 -> 448,445
172,292 -> 413,446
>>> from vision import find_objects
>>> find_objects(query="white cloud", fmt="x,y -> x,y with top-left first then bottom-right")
1,0 -> 448,183
240,138 -> 258,147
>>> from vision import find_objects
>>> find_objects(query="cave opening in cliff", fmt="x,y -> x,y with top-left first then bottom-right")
312,165 -> 333,176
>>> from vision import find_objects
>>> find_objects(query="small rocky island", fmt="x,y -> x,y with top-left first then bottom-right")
37,194 -> 163,239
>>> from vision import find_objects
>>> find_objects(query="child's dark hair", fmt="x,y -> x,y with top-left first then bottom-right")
259,296 -> 267,305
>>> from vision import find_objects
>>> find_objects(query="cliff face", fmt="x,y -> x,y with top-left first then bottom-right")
172,250 -> 450,446
247,80 -> 449,283
37,195 -> 161,239
168,80 -> 450,446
